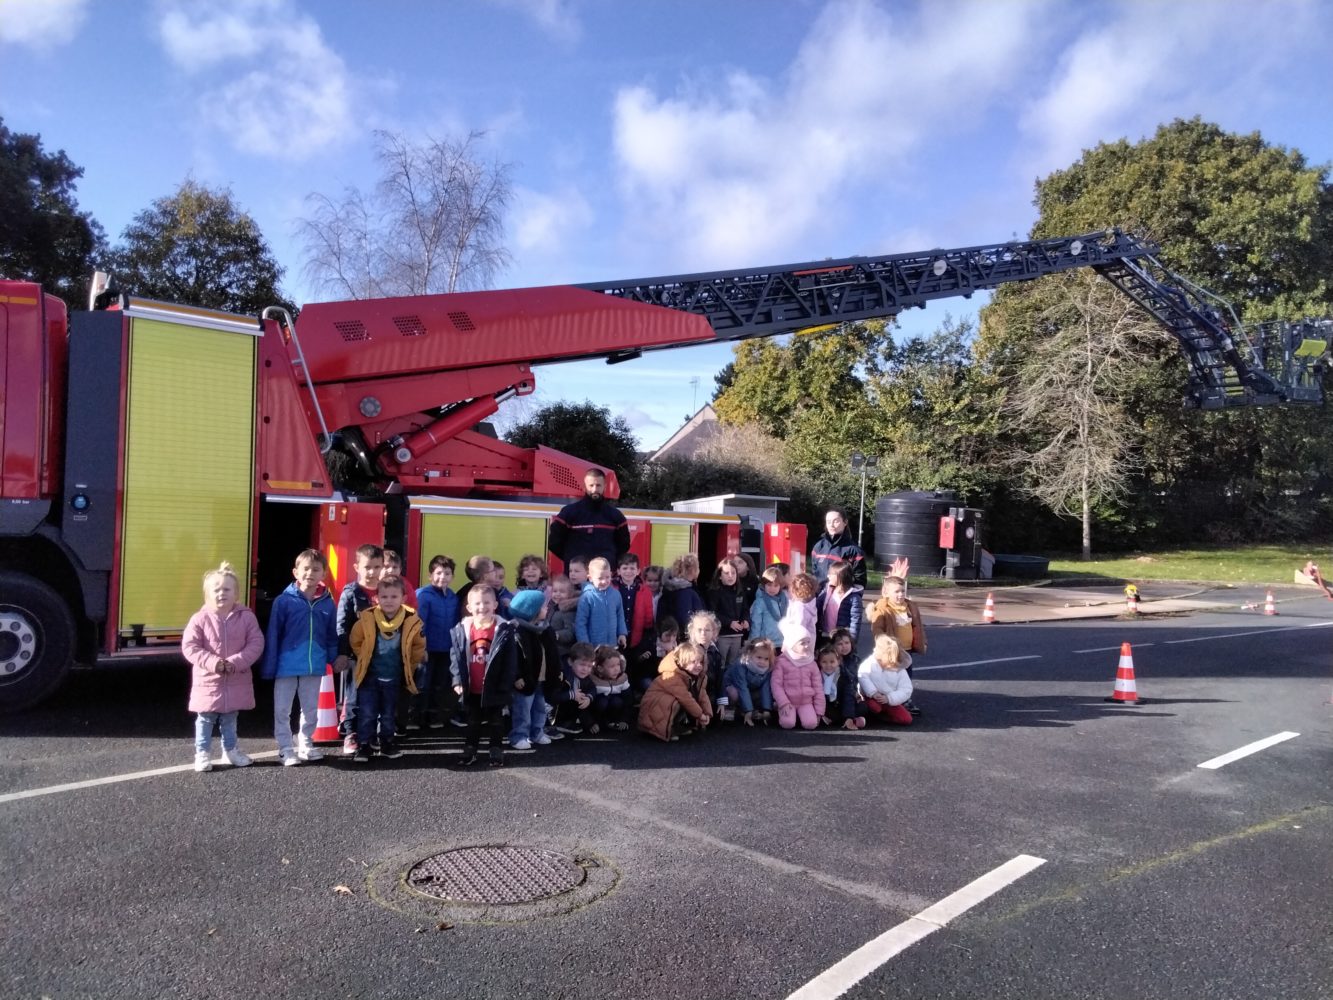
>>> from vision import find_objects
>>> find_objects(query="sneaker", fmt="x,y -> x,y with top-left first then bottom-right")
222,747 -> 252,768
426,718 -> 445,730
194,751 -> 213,773
510,737 -> 532,751
543,728 -> 565,741
532,732 -> 552,746
352,747 -> 372,764
297,746 -> 325,762
342,734 -> 359,757
381,742 -> 404,760
720,706 -> 735,722
280,749 -> 301,767
405,719 -> 421,732
459,748 -> 479,767
449,713 -> 467,729
555,720 -> 583,735
905,700 -> 922,717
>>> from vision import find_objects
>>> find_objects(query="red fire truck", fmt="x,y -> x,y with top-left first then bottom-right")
1,229 -> 1327,709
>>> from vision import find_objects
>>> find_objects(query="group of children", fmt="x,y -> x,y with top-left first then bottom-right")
181,544 -> 928,770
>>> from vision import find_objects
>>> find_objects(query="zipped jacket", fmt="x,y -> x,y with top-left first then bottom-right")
261,583 -> 338,679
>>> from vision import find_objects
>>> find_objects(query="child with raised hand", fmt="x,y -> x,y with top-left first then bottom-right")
262,549 -> 340,766
750,565 -> 788,649
722,638 -> 774,726
771,621 -> 824,731
591,644 -> 633,731
867,574 -> 927,716
450,585 -> 519,767
575,557 -> 627,648
349,575 -> 425,762
637,640 -> 712,742
183,561 -> 264,771
818,643 -> 866,730
708,558 -> 749,667
782,572 -> 818,636
858,634 -> 914,726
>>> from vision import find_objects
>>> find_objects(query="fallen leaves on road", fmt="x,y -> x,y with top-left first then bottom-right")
332,884 -> 354,896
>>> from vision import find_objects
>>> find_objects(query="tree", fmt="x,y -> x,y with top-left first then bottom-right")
0,116 -> 105,307
107,180 -> 291,316
505,401 -> 640,489
981,118 -> 1333,546
298,130 -> 511,299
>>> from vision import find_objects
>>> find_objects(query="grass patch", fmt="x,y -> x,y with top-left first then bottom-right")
1045,544 -> 1327,585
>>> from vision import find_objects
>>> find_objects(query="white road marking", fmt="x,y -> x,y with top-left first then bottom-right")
785,854 -> 1047,1000
0,751 -> 282,804
509,769 -> 933,913
1074,643 -> 1153,654
1198,732 -> 1300,770
1164,621 -> 1333,645
911,655 -> 1041,672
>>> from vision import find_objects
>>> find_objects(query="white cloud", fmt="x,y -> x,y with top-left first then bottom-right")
511,185 -> 594,254
154,0 -> 353,160
1020,1 -> 1327,177
0,0 -> 89,47
610,0 -> 1054,270
488,0 -> 581,42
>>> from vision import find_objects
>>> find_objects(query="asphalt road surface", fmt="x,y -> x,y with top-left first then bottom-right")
3,597 -> 1331,1000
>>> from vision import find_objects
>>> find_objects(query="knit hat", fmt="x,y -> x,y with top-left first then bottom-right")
508,589 -> 546,622
778,620 -> 815,665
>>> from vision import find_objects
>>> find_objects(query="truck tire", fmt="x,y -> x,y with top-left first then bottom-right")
0,571 -> 76,713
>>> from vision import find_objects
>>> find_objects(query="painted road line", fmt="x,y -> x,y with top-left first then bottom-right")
1074,643 -> 1154,654
1198,732 -> 1300,770
912,655 -> 1042,673
1164,621 -> 1333,645
786,854 -> 1046,1000
0,751 -> 283,805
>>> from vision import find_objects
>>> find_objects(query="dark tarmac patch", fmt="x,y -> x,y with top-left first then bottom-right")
367,842 -> 619,924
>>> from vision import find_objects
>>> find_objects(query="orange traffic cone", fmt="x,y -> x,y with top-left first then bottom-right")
1263,590 -> 1277,616
983,593 -> 996,624
312,666 -> 341,743
1106,642 -> 1139,704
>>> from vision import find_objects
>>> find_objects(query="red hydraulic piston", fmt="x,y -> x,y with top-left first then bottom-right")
390,395 -> 501,467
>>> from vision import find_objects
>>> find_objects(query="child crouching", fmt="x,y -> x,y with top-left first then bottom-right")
638,641 -> 712,742
591,645 -> 633,731
722,638 -> 774,725
771,621 -> 824,730
818,644 -> 866,730
858,634 -> 914,725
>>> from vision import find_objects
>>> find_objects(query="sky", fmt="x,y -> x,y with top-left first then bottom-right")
3,0 -> 1331,449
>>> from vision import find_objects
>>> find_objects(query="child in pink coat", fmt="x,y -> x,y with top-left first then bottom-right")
770,621 -> 824,730
182,562 -> 265,771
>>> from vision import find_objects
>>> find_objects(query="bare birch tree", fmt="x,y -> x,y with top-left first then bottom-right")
1004,274 -> 1168,559
298,130 -> 511,299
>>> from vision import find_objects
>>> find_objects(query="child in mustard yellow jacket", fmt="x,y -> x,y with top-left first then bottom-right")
349,575 -> 426,762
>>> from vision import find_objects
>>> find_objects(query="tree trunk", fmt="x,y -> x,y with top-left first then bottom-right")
1081,471 -> 1092,560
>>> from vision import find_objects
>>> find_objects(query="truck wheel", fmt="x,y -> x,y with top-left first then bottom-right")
0,571 -> 76,713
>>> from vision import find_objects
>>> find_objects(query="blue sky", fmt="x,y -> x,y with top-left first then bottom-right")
3,0 -> 1331,448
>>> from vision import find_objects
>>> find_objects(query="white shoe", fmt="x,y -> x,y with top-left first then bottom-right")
533,732 -> 552,746
194,751 -> 213,772
297,746 -> 325,762
222,747 -> 252,767
510,737 -> 532,751
280,749 -> 301,767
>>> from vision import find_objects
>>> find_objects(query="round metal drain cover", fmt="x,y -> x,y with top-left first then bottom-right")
407,846 -> 585,904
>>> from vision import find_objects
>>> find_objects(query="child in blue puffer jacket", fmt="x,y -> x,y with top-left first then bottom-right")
261,548 -> 340,766
575,557 -> 627,648
749,566 -> 788,650
722,638 -> 775,725
414,554 -> 461,729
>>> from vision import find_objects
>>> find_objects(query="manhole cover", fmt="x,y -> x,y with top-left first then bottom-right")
407,846 -> 585,903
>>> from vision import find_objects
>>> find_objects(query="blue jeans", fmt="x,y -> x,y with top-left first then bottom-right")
195,711 -> 239,753
508,687 -> 548,743
356,676 -> 399,747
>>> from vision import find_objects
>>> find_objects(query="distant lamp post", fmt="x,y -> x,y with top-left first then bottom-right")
849,451 -> 879,547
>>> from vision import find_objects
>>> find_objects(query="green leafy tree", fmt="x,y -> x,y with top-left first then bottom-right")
0,116 -> 105,307
506,401 -> 640,492
107,180 -> 292,316
981,118 -> 1333,546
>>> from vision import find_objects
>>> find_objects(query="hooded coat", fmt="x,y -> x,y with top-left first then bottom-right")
182,605 -> 263,714
770,622 -> 825,716
637,646 -> 711,742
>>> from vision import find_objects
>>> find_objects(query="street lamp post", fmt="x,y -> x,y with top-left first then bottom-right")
849,451 -> 879,548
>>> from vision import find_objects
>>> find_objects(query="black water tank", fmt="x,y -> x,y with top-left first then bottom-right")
874,490 -> 957,575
